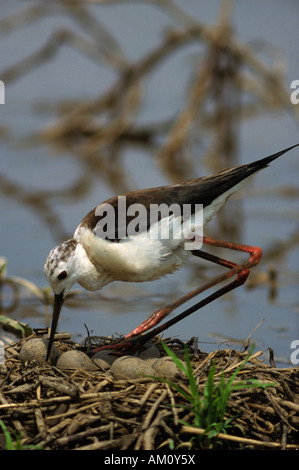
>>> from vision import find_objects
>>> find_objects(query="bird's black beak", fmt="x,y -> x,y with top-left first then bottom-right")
46,291 -> 64,361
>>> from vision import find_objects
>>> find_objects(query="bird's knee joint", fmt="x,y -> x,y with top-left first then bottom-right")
249,246 -> 263,265
236,269 -> 250,285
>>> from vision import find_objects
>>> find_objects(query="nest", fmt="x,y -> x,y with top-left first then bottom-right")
0,335 -> 298,451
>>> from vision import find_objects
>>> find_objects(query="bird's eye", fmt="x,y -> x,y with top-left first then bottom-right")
57,270 -> 67,281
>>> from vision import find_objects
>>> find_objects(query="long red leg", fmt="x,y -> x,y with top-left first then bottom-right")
91,237 -> 262,354
124,236 -> 262,338
127,266 -> 251,351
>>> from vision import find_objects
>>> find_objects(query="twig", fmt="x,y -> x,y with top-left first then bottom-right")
181,425 -> 298,449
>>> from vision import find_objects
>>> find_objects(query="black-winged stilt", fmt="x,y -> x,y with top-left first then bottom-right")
45,144 -> 298,359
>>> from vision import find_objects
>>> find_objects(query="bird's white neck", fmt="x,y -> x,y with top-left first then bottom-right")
74,243 -> 113,291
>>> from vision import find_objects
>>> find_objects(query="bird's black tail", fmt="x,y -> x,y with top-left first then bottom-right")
247,143 -> 299,172
187,143 -> 299,210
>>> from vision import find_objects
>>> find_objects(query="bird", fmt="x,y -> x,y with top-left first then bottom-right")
44,144 -> 298,360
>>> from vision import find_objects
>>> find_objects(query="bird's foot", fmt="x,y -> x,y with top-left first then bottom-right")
90,335 -> 147,356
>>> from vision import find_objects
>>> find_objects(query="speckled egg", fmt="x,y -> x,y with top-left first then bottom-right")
56,350 -> 97,372
19,338 -> 59,365
110,355 -> 156,380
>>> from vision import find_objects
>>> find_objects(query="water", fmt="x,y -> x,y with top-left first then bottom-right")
0,1 -> 298,367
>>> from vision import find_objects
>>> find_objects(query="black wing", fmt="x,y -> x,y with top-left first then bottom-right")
80,144 -> 298,240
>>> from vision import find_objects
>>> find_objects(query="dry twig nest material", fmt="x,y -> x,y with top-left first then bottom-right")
0,334 -> 298,450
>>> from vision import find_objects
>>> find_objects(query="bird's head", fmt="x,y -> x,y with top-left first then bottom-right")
44,239 -> 80,297
44,239 -> 79,360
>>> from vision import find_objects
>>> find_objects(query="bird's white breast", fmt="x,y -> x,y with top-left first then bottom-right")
75,220 -> 189,282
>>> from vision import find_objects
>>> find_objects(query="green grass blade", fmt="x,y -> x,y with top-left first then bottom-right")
0,420 -> 14,450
